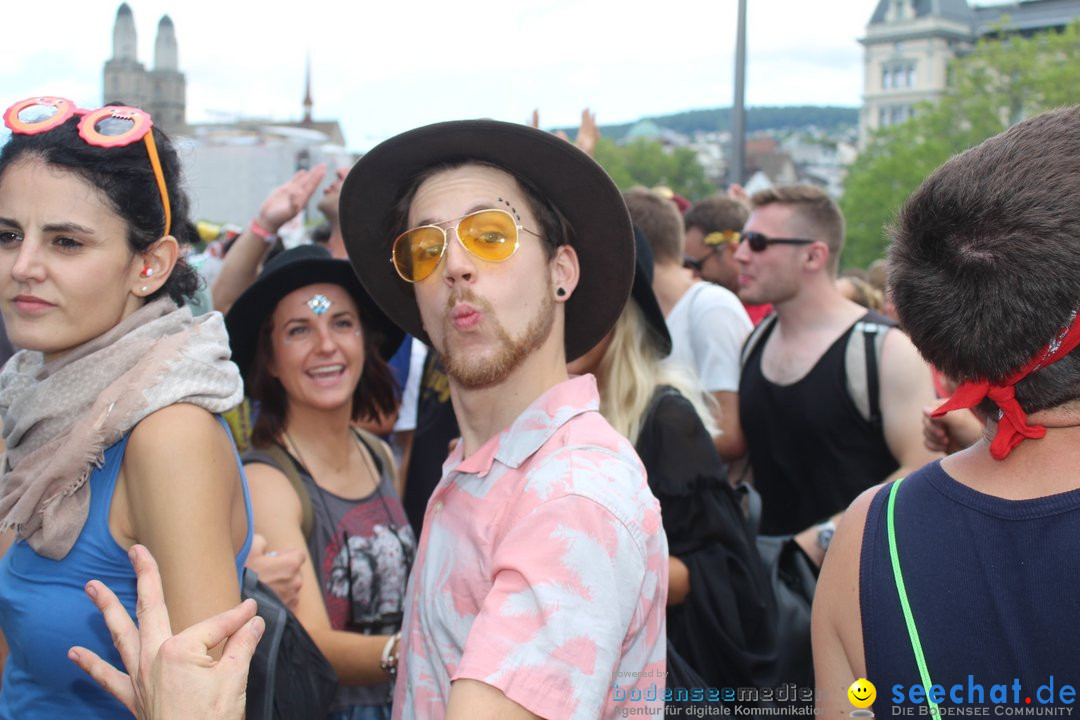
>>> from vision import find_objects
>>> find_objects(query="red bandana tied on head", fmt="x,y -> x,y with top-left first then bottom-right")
932,310 -> 1080,460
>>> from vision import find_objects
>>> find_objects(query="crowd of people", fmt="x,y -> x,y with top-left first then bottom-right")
0,94 -> 1077,720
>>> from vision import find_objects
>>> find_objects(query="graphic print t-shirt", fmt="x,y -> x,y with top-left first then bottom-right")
289,443 -> 416,710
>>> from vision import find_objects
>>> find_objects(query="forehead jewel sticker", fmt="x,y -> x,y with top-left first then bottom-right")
307,294 -> 332,315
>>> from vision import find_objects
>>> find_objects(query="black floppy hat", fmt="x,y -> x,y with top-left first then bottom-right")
224,244 -> 405,383
630,225 -> 673,358
338,119 -> 635,362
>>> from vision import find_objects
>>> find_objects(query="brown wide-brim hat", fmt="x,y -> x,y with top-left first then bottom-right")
338,119 -> 635,361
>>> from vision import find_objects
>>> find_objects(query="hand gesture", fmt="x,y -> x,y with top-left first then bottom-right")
574,108 -> 599,157
255,163 -> 328,234
727,183 -> 751,210
69,545 -> 263,720
922,405 -> 982,455
532,108 -> 599,156
245,533 -> 305,610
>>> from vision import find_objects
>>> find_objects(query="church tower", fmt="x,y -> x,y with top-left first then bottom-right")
103,3 -> 148,106
102,4 -> 187,136
302,54 -> 314,125
150,15 -> 186,133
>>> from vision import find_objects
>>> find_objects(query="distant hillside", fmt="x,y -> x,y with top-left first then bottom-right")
558,106 -> 859,141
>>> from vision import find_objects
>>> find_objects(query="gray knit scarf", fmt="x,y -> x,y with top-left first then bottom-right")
0,298 -> 244,559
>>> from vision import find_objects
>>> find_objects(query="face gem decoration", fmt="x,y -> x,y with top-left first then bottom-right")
306,293 -> 332,315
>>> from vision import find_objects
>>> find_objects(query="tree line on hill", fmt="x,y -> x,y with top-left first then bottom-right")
556,106 -> 858,142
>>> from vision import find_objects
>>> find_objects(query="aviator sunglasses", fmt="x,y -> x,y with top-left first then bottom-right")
741,230 -> 816,252
391,208 -> 542,283
3,96 -> 172,237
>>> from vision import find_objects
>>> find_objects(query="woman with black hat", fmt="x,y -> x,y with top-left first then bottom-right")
568,226 -> 778,691
225,244 -> 413,720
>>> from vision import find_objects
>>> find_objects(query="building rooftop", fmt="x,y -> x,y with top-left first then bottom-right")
869,0 -> 975,25
974,0 -> 1080,34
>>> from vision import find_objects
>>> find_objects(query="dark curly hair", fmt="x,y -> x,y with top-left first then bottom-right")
889,105 -> 1080,415
0,104 -> 201,306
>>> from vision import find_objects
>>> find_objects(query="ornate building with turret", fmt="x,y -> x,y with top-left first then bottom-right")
103,3 -> 186,135
859,0 -> 1080,145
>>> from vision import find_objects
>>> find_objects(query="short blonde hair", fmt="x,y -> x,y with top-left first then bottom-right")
751,184 -> 844,274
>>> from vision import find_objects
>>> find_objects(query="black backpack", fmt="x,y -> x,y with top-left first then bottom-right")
243,569 -> 339,720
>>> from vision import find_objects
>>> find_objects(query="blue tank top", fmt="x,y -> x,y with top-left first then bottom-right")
0,417 -> 253,719
861,461 -> 1080,710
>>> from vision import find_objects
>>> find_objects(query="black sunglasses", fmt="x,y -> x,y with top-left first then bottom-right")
741,230 -> 816,252
683,247 -> 718,272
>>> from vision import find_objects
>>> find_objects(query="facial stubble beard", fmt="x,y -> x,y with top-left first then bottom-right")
439,286 -> 557,390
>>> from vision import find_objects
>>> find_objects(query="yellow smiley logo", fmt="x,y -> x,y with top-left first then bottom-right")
848,678 -> 877,709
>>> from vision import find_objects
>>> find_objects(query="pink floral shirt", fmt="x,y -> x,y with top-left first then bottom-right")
392,375 -> 668,719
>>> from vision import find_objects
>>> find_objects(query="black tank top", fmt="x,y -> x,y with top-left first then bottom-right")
861,463 -> 1080,709
739,315 -> 898,534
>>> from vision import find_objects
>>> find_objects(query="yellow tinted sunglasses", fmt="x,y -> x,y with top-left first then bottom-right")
391,208 -> 541,283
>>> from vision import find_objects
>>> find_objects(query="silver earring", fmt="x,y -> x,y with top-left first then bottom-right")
141,285 -> 148,293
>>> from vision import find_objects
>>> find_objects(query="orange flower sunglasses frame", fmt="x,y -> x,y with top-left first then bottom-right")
3,96 -> 172,237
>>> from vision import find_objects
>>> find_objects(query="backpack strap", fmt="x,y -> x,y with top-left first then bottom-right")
739,312 -> 778,369
246,445 -> 315,541
845,313 -> 894,426
351,427 -> 397,483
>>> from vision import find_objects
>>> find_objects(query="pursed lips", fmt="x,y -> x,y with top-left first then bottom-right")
449,303 -> 482,331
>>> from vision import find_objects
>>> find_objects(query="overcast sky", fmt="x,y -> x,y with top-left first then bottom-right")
8,0 -> 906,152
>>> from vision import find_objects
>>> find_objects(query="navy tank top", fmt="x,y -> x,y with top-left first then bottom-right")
861,461 -> 1080,711
740,315 -> 897,535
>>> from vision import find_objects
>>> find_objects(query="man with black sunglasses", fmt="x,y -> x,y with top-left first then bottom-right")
734,184 -> 939,566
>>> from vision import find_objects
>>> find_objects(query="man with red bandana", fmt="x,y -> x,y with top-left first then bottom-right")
814,106 -> 1080,714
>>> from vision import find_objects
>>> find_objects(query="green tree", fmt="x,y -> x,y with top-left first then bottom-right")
593,137 -> 714,200
841,18 -> 1080,270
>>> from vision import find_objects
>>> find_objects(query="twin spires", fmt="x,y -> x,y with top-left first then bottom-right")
111,3 -> 177,70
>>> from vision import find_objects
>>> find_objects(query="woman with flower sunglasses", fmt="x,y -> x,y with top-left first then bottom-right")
225,244 -> 414,720
0,97 -> 252,719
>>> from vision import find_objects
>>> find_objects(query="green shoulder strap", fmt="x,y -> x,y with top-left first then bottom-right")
887,478 -> 939,712
262,443 -> 315,540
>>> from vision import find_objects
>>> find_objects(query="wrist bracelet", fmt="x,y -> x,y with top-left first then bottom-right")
249,219 -> 277,243
380,631 -> 401,678
816,519 -> 837,552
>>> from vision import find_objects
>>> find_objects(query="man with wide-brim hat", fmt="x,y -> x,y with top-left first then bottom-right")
340,120 -> 668,718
